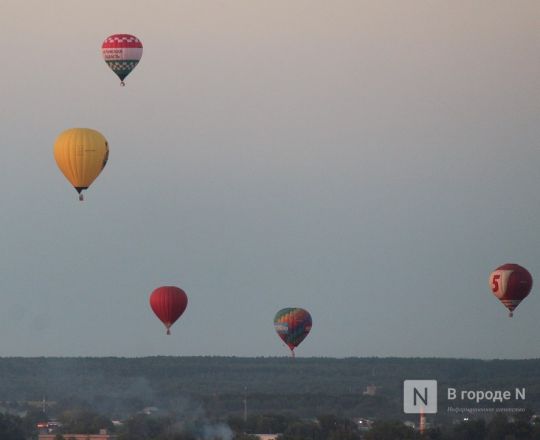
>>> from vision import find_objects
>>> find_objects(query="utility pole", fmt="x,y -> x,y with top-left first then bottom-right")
243,386 -> 248,423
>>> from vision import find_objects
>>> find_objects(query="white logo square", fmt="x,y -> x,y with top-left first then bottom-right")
403,380 -> 437,413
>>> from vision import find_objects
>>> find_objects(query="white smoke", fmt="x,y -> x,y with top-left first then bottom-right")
201,422 -> 234,440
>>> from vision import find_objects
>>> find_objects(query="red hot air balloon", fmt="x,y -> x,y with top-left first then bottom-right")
489,263 -> 533,317
149,286 -> 188,334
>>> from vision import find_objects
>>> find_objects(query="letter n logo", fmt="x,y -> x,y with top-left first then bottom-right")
403,380 -> 437,414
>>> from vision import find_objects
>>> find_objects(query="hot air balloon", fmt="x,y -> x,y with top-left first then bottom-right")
53,128 -> 109,201
102,34 -> 143,86
150,286 -> 188,335
489,263 -> 533,317
274,308 -> 312,357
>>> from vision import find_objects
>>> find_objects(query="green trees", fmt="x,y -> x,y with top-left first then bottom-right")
360,415 -> 540,440
452,419 -> 487,440
233,435 -> 258,440
318,414 -> 361,440
58,408 -> 113,434
0,357 -> 539,421
116,414 -> 233,440
450,415 -> 540,440
228,414 -> 363,440
0,413 -> 26,440
363,420 -> 419,440
278,420 -> 322,440
117,414 -> 171,440
228,414 -> 296,434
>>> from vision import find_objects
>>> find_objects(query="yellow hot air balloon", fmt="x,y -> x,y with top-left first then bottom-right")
54,128 -> 109,201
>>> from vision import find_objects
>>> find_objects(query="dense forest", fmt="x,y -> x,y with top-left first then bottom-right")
0,357 -> 538,424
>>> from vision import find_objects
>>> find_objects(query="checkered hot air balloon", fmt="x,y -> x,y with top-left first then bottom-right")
274,308 -> 312,357
489,263 -> 533,317
102,34 -> 143,86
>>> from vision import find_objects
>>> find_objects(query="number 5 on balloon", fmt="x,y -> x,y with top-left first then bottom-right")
491,274 -> 500,292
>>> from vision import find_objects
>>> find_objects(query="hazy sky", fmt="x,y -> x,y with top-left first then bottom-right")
0,0 -> 538,358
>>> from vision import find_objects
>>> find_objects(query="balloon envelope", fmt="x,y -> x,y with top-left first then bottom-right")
53,128 -> 109,200
149,286 -> 188,334
489,263 -> 533,317
274,308 -> 312,355
102,34 -> 143,85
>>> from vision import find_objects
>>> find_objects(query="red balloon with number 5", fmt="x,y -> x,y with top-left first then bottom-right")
489,263 -> 532,317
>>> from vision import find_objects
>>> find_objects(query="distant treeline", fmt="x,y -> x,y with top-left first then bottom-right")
0,357 -> 538,422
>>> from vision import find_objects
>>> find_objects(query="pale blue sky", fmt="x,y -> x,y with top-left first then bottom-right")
0,0 -> 539,358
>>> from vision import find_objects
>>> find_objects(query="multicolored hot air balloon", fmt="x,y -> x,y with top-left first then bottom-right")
274,308 -> 312,357
102,34 -> 143,86
489,263 -> 533,317
53,128 -> 109,201
150,286 -> 188,335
